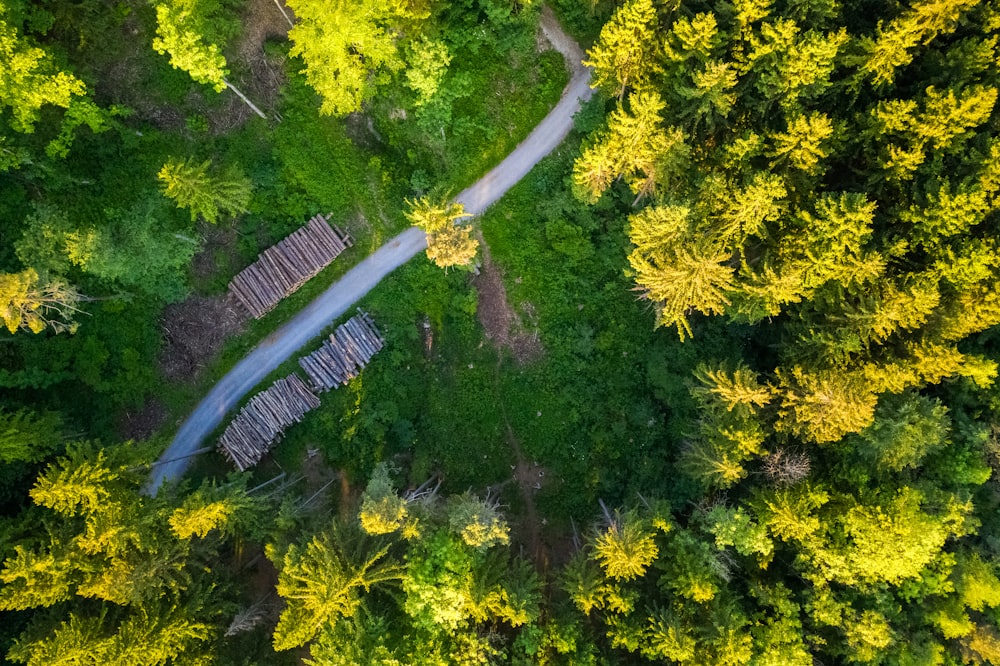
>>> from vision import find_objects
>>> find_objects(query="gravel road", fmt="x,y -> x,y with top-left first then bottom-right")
147,13 -> 593,493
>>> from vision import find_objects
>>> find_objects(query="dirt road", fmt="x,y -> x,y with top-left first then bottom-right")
147,11 -> 593,493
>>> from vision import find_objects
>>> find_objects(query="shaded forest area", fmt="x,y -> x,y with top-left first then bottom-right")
3,0 -> 1000,663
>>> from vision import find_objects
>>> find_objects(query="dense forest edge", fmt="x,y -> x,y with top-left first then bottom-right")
3,0 -> 1000,663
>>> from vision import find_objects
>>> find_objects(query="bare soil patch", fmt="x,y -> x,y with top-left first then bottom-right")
514,459 -> 550,493
159,224 -> 249,383
191,223 -> 239,287
472,238 -> 544,365
199,0 -> 291,134
502,419 -> 552,571
158,294 -> 248,383
118,399 -> 169,442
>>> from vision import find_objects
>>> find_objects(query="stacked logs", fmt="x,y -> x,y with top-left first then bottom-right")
218,374 -> 321,471
229,214 -> 353,318
299,312 -> 384,392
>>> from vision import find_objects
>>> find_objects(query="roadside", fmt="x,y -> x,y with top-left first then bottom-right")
147,10 -> 593,492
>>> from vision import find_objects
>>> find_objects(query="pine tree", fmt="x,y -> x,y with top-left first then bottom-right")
447,492 -> 509,550
629,239 -> 736,340
158,157 -> 252,224
591,510 -> 660,581
583,0 -> 661,99
0,407 -> 63,464
359,463 -> 411,536
271,527 -> 403,651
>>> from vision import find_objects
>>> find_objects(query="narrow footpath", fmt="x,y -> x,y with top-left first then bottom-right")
148,9 -> 593,492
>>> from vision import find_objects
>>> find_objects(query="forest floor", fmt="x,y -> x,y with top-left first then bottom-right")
472,233 -> 544,365
472,232 -> 550,566
148,12 -> 593,492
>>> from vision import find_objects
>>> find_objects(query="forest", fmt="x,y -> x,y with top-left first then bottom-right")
2,0 -> 1000,662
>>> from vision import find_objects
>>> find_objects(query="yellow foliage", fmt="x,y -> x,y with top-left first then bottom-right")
593,519 -> 658,581
169,501 -> 232,540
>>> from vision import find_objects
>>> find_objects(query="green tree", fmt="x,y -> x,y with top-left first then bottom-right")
447,492 -> 509,550
158,157 -> 252,224
591,511 -> 659,581
271,526 -> 403,651
0,444 -> 248,663
583,0 -> 660,99
0,16 -> 104,148
404,35 -> 451,108
0,407 -> 63,464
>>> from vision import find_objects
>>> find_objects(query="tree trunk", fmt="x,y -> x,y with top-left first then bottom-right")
272,0 -> 294,28
223,78 -> 267,120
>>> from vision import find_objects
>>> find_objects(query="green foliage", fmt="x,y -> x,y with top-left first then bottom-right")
404,36 -> 452,107
169,481 -> 250,539
0,444 -> 255,663
447,492 -> 509,550
583,0 -> 659,99
158,157 -> 252,223
0,407 -> 63,464
0,17 -> 88,133
7,606 -> 213,666
405,196 -> 478,270
359,463 -> 411,536
591,511 -> 660,581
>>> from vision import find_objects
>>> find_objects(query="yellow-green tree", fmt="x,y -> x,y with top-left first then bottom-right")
0,269 -> 83,334
158,157 -> 252,224
405,195 -> 478,270
285,0 -> 427,116
152,0 -> 266,118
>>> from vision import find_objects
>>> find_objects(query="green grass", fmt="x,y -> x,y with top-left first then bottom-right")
372,45 -> 570,196
233,142 -> 745,527
152,36 -> 577,467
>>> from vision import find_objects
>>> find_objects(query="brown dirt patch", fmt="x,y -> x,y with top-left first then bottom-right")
238,0 -> 293,63
472,238 -> 544,365
158,294 -> 248,383
514,459 -> 549,493
159,224 -> 248,383
502,420 -> 553,572
118,399 -> 169,442
191,223 -> 239,287
225,0 -> 291,124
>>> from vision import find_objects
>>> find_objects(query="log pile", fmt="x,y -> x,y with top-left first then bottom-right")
229,214 -> 353,318
218,374 -> 321,471
299,312 -> 384,392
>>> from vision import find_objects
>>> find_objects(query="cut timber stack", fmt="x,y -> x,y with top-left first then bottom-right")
299,312 -> 385,392
228,214 -> 353,318
218,374 -> 321,471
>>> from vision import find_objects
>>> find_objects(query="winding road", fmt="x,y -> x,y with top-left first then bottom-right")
147,9 -> 593,494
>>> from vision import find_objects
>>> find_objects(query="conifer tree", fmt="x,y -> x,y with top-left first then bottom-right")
583,0 -> 660,100
158,157 -> 252,224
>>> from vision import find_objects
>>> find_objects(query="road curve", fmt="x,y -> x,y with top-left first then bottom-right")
147,10 -> 593,493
